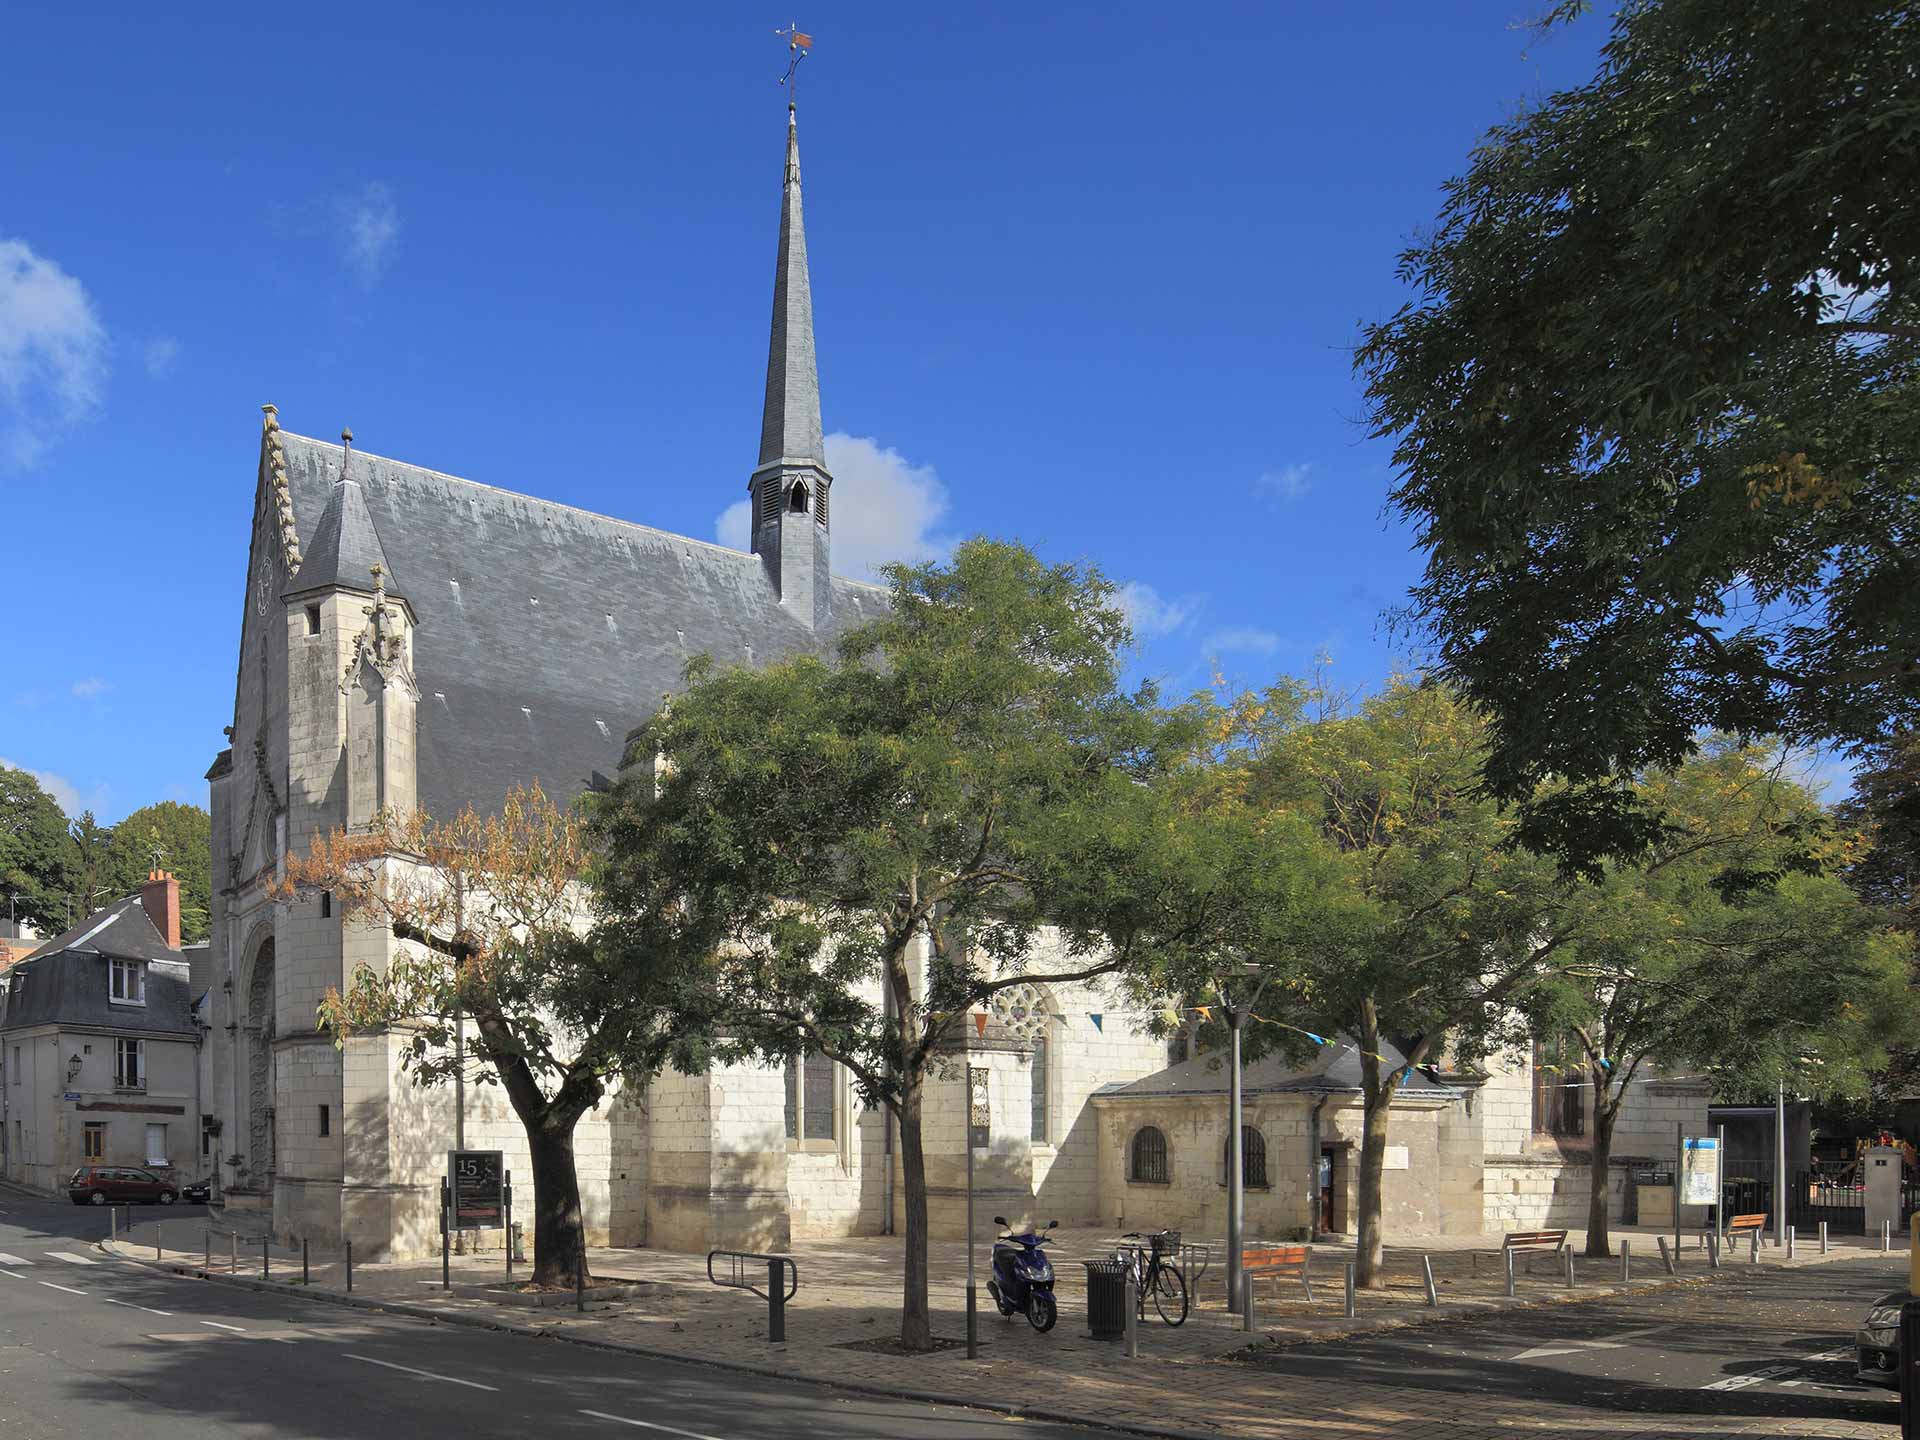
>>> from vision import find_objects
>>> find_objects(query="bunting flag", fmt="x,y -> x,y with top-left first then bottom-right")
973,1012 -> 989,1038
1194,1005 -> 1213,1022
1088,1013 -> 1104,1032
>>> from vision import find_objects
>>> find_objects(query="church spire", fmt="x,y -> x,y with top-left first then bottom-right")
757,105 -> 826,473
750,100 -> 833,626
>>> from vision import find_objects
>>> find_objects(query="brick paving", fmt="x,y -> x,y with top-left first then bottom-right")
112,1217 -> 1903,1439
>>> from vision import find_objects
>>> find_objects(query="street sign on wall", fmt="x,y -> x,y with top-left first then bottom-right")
448,1149 -> 505,1228
1680,1136 -> 1721,1206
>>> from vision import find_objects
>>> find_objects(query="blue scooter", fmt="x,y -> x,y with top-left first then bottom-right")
986,1216 -> 1058,1332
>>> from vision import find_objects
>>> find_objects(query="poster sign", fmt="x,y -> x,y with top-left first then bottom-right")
1680,1136 -> 1720,1207
967,1066 -> 990,1150
449,1149 -> 505,1228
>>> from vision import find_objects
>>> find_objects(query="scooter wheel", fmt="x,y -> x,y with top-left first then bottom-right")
1026,1289 -> 1057,1333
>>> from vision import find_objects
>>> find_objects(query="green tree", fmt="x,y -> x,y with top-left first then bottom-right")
0,766 -> 76,935
67,811 -> 114,927
1524,741 -> 1917,1255
1188,676 -> 1596,1286
1835,733 -> 1920,932
105,801 -> 213,943
597,540 -> 1177,1351
1355,0 -> 1920,871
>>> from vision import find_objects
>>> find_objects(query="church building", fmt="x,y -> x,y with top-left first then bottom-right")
200,107 -> 1167,1259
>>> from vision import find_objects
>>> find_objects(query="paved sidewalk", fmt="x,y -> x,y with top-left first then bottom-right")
106,1217 -> 1901,1440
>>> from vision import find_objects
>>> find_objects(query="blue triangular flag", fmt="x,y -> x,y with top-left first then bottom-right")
1089,1013 -> 1104,1032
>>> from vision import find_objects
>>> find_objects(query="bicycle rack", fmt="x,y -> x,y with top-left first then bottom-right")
706,1250 -> 800,1342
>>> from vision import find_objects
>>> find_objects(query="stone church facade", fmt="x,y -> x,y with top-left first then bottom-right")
199,108 -> 1166,1260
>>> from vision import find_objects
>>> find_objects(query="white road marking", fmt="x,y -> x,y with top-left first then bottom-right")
1703,1364 -> 1797,1391
1800,1348 -> 1850,1363
345,1354 -> 499,1392
1,1270 -> 24,1280
37,1281 -> 86,1296
103,1297 -> 173,1317
200,1321 -> 247,1333
580,1410 -> 733,1440
46,1252 -> 98,1266
0,1253 -> 32,1265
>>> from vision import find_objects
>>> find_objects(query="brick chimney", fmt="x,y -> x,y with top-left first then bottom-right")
140,870 -> 181,951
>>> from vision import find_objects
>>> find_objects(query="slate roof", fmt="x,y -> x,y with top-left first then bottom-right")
1093,1037 -> 1456,1102
275,433 -> 887,822
0,896 -> 197,1038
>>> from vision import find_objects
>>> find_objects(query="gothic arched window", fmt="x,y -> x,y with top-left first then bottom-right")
789,481 -> 809,513
1130,1126 -> 1170,1184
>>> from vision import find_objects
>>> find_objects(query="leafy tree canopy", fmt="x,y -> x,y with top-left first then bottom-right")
104,801 -> 212,944
1356,0 -> 1920,870
0,766 -> 76,935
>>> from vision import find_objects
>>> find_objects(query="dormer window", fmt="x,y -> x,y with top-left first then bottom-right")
110,958 -> 146,1006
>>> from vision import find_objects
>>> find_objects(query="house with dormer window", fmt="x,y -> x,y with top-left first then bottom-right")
0,872 -> 203,1192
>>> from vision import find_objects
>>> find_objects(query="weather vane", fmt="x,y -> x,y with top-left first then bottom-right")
776,22 -> 813,106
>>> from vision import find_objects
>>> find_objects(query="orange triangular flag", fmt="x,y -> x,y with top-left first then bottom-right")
974,1012 -> 988,1038
1195,1005 -> 1213,1022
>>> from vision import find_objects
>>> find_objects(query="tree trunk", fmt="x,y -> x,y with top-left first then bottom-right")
1584,1081 -> 1620,1259
1356,1086 -> 1392,1288
896,1079 -> 934,1351
527,1119 -> 590,1287
1355,1001 -> 1392,1289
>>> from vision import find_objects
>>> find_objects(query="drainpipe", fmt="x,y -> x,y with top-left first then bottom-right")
1308,1094 -> 1330,1241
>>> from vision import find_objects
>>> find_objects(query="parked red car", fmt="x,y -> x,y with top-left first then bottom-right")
67,1166 -> 177,1206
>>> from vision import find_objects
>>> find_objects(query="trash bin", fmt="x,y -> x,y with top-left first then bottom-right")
1084,1259 -> 1129,1341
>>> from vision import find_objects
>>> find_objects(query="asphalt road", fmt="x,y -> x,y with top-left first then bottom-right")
0,1189 -> 1108,1440
1247,1253 -> 1904,1433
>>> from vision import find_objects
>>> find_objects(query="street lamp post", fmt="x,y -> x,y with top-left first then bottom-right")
1223,967 -> 1271,1319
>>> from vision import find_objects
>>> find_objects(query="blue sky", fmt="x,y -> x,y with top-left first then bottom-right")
0,4 -> 1614,823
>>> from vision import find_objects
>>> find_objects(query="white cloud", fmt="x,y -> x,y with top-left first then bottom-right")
1256,463 -> 1312,504
71,677 -> 108,699
1203,627 -> 1284,656
0,757 -> 108,817
1114,581 -> 1197,641
341,182 -> 400,283
0,238 -> 108,467
143,335 -> 180,378
716,431 -> 957,582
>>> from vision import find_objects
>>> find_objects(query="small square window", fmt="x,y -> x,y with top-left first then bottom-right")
318,1104 -> 330,1137
305,604 -> 322,635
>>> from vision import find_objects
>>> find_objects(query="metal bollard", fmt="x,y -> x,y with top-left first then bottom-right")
1124,1273 -> 1139,1357
1344,1261 -> 1356,1318
230,1231 -> 237,1273
1657,1237 -> 1675,1275
157,1221 -> 163,1261
262,1235 -> 269,1280
1504,1247 -> 1516,1298
1620,1241 -> 1630,1284
1708,1232 -> 1720,1269
1884,1221 -> 1894,1253
302,1238 -> 310,1285
1787,1226 -> 1795,1261
768,1258 -> 786,1343
1563,1248 -> 1575,1289
576,1256 -> 585,1313
1422,1255 -> 1438,1307
204,1228 -> 210,1269
346,1240 -> 353,1293
110,1207 -> 117,1245
1242,1272 -> 1258,1333
1820,1221 -> 1829,1254
1750,1229 -> 1760,1265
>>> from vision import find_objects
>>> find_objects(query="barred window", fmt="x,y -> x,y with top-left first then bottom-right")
1130,1126 -> 1169,1184
1224,1126 -> 1269,1189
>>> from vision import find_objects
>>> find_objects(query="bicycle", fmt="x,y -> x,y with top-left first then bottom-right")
1116,1229 -> 1190,1326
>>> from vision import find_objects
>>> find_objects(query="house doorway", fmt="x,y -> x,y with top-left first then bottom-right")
1320,1146 -> 1347,1234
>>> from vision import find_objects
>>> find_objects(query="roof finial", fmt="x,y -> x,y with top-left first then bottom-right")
776,23 -> 812,110
340,427 -> 355,485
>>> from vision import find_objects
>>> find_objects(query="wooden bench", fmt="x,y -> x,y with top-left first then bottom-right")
1244,1244 -> 1314,1302
1502,1229 -> 1568,1273
1720,1213 -> 1769,1251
